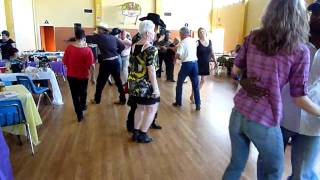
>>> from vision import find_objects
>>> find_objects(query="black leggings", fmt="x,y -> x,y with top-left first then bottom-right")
67,77 -> 88,116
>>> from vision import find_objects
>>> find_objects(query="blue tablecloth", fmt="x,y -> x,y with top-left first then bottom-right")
0,130 -> 13,180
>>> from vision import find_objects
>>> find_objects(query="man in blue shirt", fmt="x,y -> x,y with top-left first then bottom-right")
86,23 -> 126,105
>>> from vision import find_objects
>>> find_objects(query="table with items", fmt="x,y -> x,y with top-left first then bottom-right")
1,85 -> 42,145
0,67 -> 64,105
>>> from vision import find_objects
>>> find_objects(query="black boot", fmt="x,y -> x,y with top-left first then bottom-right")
77,112 -> 84,122
137,132 -> 153,143
132,129 -> 140,142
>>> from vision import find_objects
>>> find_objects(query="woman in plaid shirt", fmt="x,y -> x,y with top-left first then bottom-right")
223,0 -> 320,179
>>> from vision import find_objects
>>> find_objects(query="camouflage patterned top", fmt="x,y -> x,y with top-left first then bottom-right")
128,44 -> 159,98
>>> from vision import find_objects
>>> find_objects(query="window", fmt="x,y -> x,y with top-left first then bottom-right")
213,0 -> 243,8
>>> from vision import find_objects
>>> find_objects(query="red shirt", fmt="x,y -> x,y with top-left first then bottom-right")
63,45 -> 94,79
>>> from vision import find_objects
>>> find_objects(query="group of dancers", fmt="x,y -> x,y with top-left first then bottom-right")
62,0 -> 320,179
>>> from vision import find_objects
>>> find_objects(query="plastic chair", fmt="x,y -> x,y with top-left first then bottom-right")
0,78 -> 12,86
16,76 -> 52,109
0,99 -> 34,154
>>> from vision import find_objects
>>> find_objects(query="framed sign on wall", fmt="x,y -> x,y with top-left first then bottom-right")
121,2 -> 141,25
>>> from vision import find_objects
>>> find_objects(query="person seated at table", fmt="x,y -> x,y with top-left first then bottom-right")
63,28 -> 96,122
0,30 -> 16,60
8,47 -> 23,73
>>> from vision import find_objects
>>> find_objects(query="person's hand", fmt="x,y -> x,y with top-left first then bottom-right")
240,77 -> 269,102
209,62 -> 215,70
152,89 -> 160,98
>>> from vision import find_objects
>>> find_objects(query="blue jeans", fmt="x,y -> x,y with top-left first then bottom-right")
175,61 -> 200,106
223,109 -> 284,180
282,127 -> 320,180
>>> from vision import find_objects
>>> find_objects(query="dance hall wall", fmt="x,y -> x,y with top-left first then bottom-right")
245,0 -> 314,35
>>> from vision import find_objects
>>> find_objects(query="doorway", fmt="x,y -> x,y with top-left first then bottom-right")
40,26 -> 56,52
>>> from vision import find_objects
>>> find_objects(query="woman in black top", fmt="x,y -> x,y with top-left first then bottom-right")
0,31 -> 16,60
190,27 -> 215,103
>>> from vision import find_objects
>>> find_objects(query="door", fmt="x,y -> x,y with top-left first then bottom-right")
40,26 -> 56,52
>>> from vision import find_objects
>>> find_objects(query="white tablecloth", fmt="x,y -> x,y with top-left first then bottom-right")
0,69 -> 63,105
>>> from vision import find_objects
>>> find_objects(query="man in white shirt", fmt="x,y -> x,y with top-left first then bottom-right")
173,27 -> 201,110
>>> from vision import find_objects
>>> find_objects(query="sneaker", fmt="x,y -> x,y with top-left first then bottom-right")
77,113 -> 84,122
172,102 -> 182,107
196,105 -> 201,111
137,132 -> 153,143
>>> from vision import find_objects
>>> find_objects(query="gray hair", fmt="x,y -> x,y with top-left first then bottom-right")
139,20 -> 155,35
180,27 -> 190,36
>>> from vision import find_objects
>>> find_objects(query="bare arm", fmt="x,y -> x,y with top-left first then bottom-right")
293,96 -> 320,116
120,39 -> 132,47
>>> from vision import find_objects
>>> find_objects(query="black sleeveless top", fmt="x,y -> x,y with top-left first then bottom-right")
197,40 -> 212,63
197,40 -> 212,76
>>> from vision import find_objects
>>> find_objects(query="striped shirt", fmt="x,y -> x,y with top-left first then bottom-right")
234,35 -> 310,127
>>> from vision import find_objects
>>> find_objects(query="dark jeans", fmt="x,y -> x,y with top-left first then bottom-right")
156,53 -> 166,77
176,61 -> 200,106
67,77 -> 88,117
164,58 -> 174,80
95,60 -> 125,103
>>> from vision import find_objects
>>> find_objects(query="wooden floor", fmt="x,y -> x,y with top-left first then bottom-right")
4,71 -> 318,180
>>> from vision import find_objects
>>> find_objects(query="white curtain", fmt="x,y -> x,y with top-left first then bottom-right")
12,0 -> 36,51
0,0 -> 6,31
213,0 -> 243,8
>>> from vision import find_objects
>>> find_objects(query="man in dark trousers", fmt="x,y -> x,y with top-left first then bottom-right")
156,30 -> 173,80
86,23 -> 126,105
126,13 -> 166,132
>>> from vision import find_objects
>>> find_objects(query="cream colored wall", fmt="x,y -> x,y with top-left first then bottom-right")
33,0 -> 95,27
213,2 -> 246,51
245,0 -> 268,35
160,0 -> 212,31
101,0 -> 155,29
4,0 -> 15,39
245,0 -> 313,36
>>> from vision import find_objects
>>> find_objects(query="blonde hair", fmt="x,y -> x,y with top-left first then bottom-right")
253,0 -> 309,55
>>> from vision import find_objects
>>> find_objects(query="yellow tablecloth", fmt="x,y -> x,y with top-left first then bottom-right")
1,85 -> 42,145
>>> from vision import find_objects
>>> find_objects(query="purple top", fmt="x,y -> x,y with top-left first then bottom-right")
0,130 -> 13,180
234,35 -> 310,127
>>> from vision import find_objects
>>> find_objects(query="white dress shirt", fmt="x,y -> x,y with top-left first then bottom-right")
176,37 -> 198,62
281,43 -> 320,136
